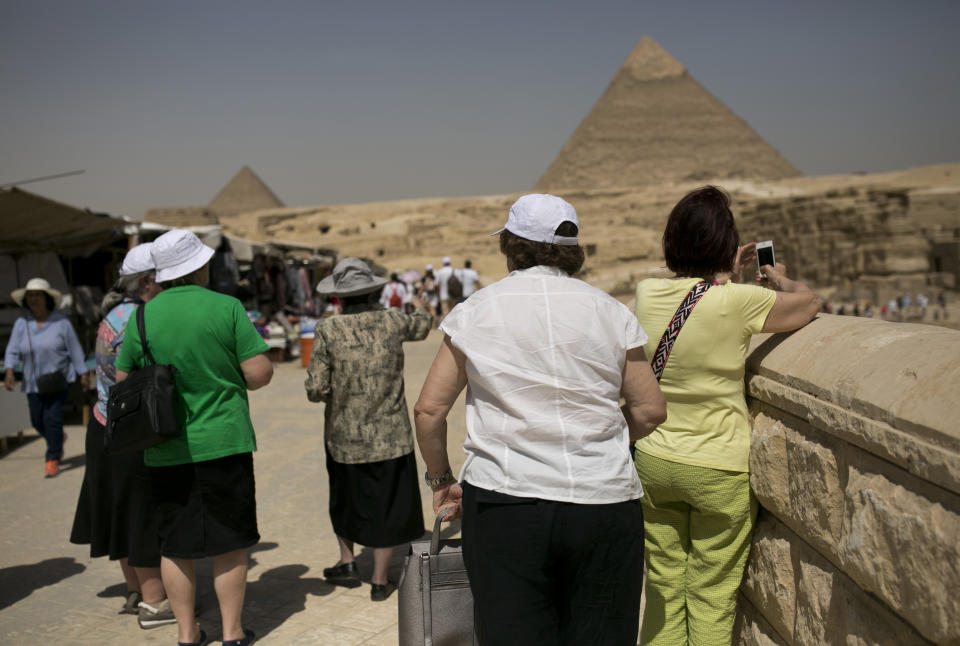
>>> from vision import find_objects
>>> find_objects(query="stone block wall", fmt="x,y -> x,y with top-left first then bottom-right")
735,188 -> 938,304
737,314 -> 960,645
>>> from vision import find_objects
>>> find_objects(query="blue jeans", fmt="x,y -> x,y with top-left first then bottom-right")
27,390 -> 68,461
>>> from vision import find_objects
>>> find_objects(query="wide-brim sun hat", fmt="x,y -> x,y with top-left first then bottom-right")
119,242 -> 156,276
11,277 -> 63,309
151,230 -> 215,283
316,258 -> 387,297
491,193 -> 580,245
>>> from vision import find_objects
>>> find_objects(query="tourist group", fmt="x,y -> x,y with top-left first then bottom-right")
3,186 -> 819,645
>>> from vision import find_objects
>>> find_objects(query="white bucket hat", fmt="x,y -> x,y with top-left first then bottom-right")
11,277 -> 63,309
315,258 -> 387,297
119,243 -> 156,276
491,193 -> 580,245
151,230 -> 215,283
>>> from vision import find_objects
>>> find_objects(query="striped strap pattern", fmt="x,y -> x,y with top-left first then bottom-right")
650,281 -> 711,382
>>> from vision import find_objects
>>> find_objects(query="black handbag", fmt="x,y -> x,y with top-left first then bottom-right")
36,370 -> 68,394
105,305 -> 181,454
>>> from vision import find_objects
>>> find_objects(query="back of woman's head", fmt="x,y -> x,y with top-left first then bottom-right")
499,222 -> 585,275
662,186 -> 739,278
100,272 -> 144,314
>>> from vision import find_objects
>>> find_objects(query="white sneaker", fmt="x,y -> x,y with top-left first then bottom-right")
137,598 -> 177,629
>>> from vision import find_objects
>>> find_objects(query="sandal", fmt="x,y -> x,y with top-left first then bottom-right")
179,629 -> 207,646
222,628 -> 255,646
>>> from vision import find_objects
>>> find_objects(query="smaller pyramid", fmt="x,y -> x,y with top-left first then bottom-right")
208,166 -> 284,216
535,37 -> 800,191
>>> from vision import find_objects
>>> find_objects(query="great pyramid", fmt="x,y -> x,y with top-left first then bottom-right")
534,37 -> 801,191
207,166 -> 285,216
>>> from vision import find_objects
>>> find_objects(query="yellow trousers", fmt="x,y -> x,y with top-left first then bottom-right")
634,451 -> 756,646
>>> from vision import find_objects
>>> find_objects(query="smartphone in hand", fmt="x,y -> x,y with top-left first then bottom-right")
756,240 -> 775,277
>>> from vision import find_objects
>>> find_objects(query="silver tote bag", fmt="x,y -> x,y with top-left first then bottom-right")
398,509 -> 478,646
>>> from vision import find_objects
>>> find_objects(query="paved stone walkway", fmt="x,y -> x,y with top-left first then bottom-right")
0,329 -> 466,645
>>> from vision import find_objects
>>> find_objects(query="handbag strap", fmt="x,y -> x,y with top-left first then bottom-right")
136,305 -> 158,366
650,281 -> 711,382
23,318 -> 39,382
429,508 -> 454,555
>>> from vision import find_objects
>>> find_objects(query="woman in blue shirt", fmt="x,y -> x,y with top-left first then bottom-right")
4,277 -> 88,477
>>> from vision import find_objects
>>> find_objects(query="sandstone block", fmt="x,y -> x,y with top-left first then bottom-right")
841,461 -> 960,644
784,424 -> 843,554
751,408 -> 845,557
734,596 -> 789,646
750,414 -> 790,514
741,513 -> 796,642
793,546 -> 928,646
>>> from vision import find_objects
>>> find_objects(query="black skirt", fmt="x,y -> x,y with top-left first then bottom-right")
148,452 -> 260,559
70,416 -> 161,567
326,450 -> 425,548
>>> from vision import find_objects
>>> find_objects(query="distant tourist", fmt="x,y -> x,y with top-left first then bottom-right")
306,258 -> 432,602
4,277 -> 89,478
460,259 -> 480,301
418,265 -> 439,321
435,256 -> 459,316
415,194 -> 665,644
632,186 -> 819,646
379,271 -> 406,310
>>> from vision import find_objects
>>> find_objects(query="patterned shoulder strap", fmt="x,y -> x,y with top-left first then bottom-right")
650,281 -> 711,382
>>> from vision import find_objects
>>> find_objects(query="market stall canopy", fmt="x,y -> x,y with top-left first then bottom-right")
0,188 -> 127,257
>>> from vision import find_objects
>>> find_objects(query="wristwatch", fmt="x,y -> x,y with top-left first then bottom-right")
424,467 -> 455,490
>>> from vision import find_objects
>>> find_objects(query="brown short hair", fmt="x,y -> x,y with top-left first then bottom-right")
499,222 -> 585,275
662,186 -> 739,278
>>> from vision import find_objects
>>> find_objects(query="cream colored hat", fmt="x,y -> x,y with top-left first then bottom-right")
315,258 -> 387,297
11,277 -> 63,309
152,230 -> 215,283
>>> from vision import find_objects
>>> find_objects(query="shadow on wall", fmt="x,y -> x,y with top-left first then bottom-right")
0,557 -> 86,610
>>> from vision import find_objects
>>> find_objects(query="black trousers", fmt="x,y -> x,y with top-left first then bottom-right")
461,481 -> 644,646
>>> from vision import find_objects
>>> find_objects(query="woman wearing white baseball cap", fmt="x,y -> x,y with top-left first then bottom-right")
415,194 -> 666,644
70,243 -> 177,627
115,229 -> 274,646
4,277 -> 89,478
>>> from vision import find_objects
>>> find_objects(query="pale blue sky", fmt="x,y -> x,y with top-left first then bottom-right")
2,0 -> 958,219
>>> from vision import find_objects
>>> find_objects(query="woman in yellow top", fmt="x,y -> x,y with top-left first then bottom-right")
633,186 -> 819,645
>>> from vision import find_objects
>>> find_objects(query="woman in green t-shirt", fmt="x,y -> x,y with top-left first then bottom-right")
633,187 -> 819,646
116,230 -> 273,646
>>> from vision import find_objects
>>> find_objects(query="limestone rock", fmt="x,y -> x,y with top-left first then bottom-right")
741,513 -> 796,641
734,596 -> 789,646
841,462 -> 960,644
